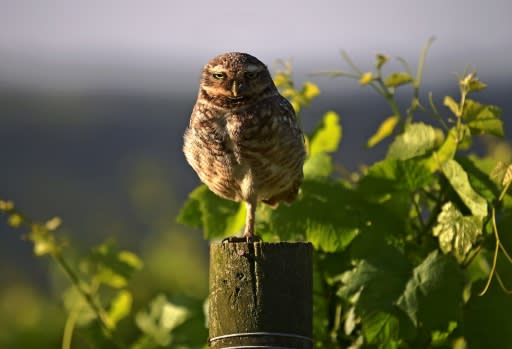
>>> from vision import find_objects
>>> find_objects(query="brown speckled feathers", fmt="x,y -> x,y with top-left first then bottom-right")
183,52 -> 305,240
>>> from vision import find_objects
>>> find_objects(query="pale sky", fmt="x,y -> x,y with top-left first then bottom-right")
1,0 -> 511,92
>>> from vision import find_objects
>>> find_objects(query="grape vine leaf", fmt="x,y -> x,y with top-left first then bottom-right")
384,72 -> 413,88
387,123 -> 440,160
464,282 -> 512,349
135,294 -> 189,347
177,185 -> 246,239
432,202 -> 483,263
309,110 -> 342,155
396,251 -> 464,331
367,115 -> 399,148
303,152 -> 333,179
81,241 -> 143,288
462,99 -> 503,137
441,159 -> 488,217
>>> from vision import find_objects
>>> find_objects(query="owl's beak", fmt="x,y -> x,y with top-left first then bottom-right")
231,81 -> 239,97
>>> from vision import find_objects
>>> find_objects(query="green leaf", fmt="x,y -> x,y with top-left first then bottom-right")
460,73 -> 487,92
384,72 -> 413,87
303,152 -> 333,179
462,99 -> 503,137
423,127 -> 457,172
458,156 -> 500,202
81,241 -> 143,288
107,290 -> 132,329
45,216 -> 62,231
387,123 -> 439,160
302,81 -> 320,100
363,312 -> 401,348
360,72 -> 373,85
432,202 -> 483,262
464,282 -> 512,349
0,199 -> 14,212
7,213 -> 22,227
62,286 -> 97,327
367,115 -> 399,148
376,54 -> 389,70
260,179 -> 366,252
443,96 -> 460,117
490,161 -> 512,187
396,251 -> 464,331
441,159 -> 488,217
135,294 -> 189,347
309,111 -> 342,155
338,238 -> 414,344
177,184 -> 245,239
468,78 -> 487,92
359,158 -> 434,195
395,159 -> 435,192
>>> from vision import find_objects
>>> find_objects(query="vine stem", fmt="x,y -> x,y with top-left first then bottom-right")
62,306 -> 79,349
478,208 -> 500,296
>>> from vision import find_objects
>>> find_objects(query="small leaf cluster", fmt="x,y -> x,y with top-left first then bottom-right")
0,200 -> 202,349
178,41 -> 512,348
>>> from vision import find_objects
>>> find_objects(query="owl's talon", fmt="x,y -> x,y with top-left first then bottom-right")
221,235 -> 261,244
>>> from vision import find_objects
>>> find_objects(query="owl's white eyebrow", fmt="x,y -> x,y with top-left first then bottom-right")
209,65 -> 228,73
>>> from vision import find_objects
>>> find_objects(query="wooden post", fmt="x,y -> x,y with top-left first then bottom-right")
208,242 -> 313,349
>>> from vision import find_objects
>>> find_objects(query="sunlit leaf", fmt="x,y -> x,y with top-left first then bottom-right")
490,161 -> 512,187
432,202 -> 482,262
302,81 -> 320,100
7,213 -> 22,227
367,115 -> 399,148
309,111 -> 342,155
135,294 -> 174,346
0,199 -> 14,212
468,78 -> 487,92
261,179 -> 375,252
384,72 -> 413,87
396,251 -> 464,330
358,158 -> 434,194
460,73 -> 487,93
441,159 -> 488,217
387,123 -> 439,160
81,242 -> 143,288
462,99 -> 503,137
363,312 -> 400,347
443,96 -> 460,117
303,152 -> 333,179
359,72 -> 373,85
458,156 -> 500,202
107,290 -> 132,329
45,216 -> 62,231
423,127 -> 457,172
160,302 -> 189,330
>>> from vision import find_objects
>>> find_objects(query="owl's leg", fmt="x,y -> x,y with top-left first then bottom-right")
243,198 -> 257,242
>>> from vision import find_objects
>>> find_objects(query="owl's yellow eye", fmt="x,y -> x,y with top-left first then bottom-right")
212,72 -> 226,80
245,71 -> 258,79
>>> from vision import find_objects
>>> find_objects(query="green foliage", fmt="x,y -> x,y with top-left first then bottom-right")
2,41 -> 512,349
176,40 -> 512,348
0,201 -> 204,349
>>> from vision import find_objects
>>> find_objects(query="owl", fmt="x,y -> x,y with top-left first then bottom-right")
183,52 -> 305,242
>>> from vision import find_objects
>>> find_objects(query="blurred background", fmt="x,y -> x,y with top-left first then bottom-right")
1,0 -> 511,347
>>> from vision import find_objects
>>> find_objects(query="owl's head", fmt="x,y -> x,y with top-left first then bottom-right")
199,52 -> 276,107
